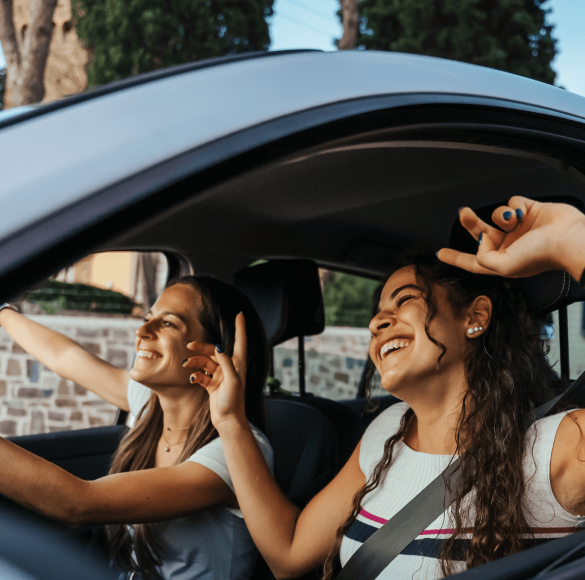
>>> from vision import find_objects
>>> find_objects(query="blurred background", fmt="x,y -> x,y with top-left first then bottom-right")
0,0 -> 583,435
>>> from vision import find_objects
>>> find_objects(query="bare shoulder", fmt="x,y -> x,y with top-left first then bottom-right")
550,410 -> 585,516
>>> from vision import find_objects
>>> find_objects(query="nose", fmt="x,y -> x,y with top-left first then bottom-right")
136,320 -> 155,340
368,310 -> 393,335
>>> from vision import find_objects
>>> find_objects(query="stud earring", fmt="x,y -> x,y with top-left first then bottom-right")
467,328 -> 474,335
467,326 -> 484,336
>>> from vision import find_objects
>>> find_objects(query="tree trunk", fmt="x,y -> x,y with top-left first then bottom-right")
338,0 -> 359,50
0,0 -> 59,107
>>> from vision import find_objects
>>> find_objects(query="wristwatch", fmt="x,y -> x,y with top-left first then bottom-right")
0,303 -> 19,314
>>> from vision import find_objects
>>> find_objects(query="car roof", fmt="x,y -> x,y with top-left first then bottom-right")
2,50 -> 585,296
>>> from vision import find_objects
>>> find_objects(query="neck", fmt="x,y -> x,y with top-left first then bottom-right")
150,383 -> 208,436
399,363 -> 467,455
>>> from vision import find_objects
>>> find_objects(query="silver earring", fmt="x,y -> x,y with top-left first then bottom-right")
467,328 -> 475,335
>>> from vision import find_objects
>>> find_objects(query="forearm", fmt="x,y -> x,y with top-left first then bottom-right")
557,218 -> 585,283
0,437 -> 90,526
219,421 -> 314,578
0,309 -> 83,378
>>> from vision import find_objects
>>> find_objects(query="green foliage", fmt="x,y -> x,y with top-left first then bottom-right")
73,0 -> 274,85
27,280 -> 135,315
357,0 -> 557,84
322,272 -> 379,327
0,68 -> 5,110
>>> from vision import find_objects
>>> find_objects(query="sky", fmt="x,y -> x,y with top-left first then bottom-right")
0,0 -> 583,96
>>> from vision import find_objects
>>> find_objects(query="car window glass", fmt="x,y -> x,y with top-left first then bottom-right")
544,302 -> 585,381
0,252 -> 168,436
274,269 -> 384,400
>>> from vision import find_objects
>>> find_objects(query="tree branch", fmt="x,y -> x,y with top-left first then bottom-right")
16,0 -> 59,105
0,0 -> 21,79
338,0 -> 359,51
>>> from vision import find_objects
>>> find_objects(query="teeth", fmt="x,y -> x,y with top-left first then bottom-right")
380,340 -> 411,359
137,350 -> 161,360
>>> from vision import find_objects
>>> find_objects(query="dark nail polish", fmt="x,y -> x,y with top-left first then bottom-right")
516,209 -> 523,219
190,376 -> 195,384
478,232 -> 483,245
216,344 -> 224,354
185,341 -> 191,346
458,207 -> 465,213
181,359 -> 188,365
503,211 -> 512,221
435,250 -> 440,258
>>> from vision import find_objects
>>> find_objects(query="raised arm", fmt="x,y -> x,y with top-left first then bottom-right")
437,196 -> 585,282
191,315 -> 365,579
0,309 -> 130,410
0,435 -> 236,525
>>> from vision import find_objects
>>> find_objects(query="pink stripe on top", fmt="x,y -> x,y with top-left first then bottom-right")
359,509 -> 457,535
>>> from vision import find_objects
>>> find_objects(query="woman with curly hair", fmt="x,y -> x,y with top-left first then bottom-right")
199,196 -> 585,579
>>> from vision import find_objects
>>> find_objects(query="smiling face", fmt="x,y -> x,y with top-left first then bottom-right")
130,284 -> 208,389
368,266 -> 471,400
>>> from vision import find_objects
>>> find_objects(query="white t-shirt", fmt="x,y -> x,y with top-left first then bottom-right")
127,379 -> 273,579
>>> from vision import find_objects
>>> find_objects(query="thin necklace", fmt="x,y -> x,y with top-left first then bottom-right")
161,430 -> 188,453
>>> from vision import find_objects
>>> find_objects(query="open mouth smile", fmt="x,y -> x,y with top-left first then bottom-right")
137,349 -> 162,360
380,338 -> 412,359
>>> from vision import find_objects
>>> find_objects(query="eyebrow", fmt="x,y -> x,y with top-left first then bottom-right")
390,284 -> 422,300
147,310 -> 189,326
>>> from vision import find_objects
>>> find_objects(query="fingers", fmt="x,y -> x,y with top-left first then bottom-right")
215,344 -> 242,385
186,340 -> 217,357
233,312 -> 248,379
436,248 -> 499,275
182,355 -> 218,374
189,371 -> 213,387
459,207 -> 505,246
491,205 -> 520,232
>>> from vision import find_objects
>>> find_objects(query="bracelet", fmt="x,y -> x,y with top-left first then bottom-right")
0,303 -> 19,314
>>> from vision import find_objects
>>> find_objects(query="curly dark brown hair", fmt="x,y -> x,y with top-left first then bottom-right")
323,253 -> 560,579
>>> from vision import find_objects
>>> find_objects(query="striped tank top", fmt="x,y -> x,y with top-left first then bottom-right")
340,402 -> 585,580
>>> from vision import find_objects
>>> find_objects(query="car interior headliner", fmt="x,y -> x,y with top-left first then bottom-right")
103,133 -> 585,281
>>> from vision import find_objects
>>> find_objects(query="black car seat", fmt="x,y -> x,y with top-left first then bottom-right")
234,260 -> 364,498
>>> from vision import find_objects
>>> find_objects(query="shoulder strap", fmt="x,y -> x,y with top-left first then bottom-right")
336,371 -> 585,580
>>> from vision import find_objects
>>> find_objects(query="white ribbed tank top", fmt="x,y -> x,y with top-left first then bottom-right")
340,402 -> 585,580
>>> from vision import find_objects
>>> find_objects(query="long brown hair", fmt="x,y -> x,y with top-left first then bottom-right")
106,276 -> 268,578
323,253 -> 560,578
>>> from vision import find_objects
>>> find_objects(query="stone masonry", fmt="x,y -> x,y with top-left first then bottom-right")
0,315 -> 140,437
0,318 -> 376,436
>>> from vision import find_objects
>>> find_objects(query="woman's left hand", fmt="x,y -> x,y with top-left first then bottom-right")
186,313 -> 248,431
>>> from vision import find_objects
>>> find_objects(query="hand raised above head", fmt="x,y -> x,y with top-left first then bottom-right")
437,196 -> 585,283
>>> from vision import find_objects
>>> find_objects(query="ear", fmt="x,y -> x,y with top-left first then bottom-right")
464,296 -> 492,338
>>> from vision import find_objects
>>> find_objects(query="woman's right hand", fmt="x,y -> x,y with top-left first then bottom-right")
437,196 -> 585,282
186,313 -> 248,431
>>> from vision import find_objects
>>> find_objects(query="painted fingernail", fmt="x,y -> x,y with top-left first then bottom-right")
181,359 -> 189,365
216,344 -> 224,353
185,341 -> 192,346
458,207 -> 465,213
478,232 -> 483,245
516,209 -> 523,219
435,250 -> 440,258
503,211 -> 512,221
190,376 -> 195,384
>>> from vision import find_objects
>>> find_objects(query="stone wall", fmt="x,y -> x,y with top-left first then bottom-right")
0,316 -> 140,437
274,327 -> 381,400
0,318 -> 375,437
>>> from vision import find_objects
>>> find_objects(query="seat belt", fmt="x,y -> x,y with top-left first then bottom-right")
336,371 -> 585,580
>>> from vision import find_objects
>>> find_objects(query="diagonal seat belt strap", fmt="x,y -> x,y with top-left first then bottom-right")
336,371 -> 585,580
336,458 -> 461,580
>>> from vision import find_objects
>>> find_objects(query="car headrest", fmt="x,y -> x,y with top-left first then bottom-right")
233,259 -> 325,346
449,197 -> 585,314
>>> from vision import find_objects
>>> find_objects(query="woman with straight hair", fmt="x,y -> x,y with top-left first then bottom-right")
0,275 -> 272,580
194,196 -> 585,579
